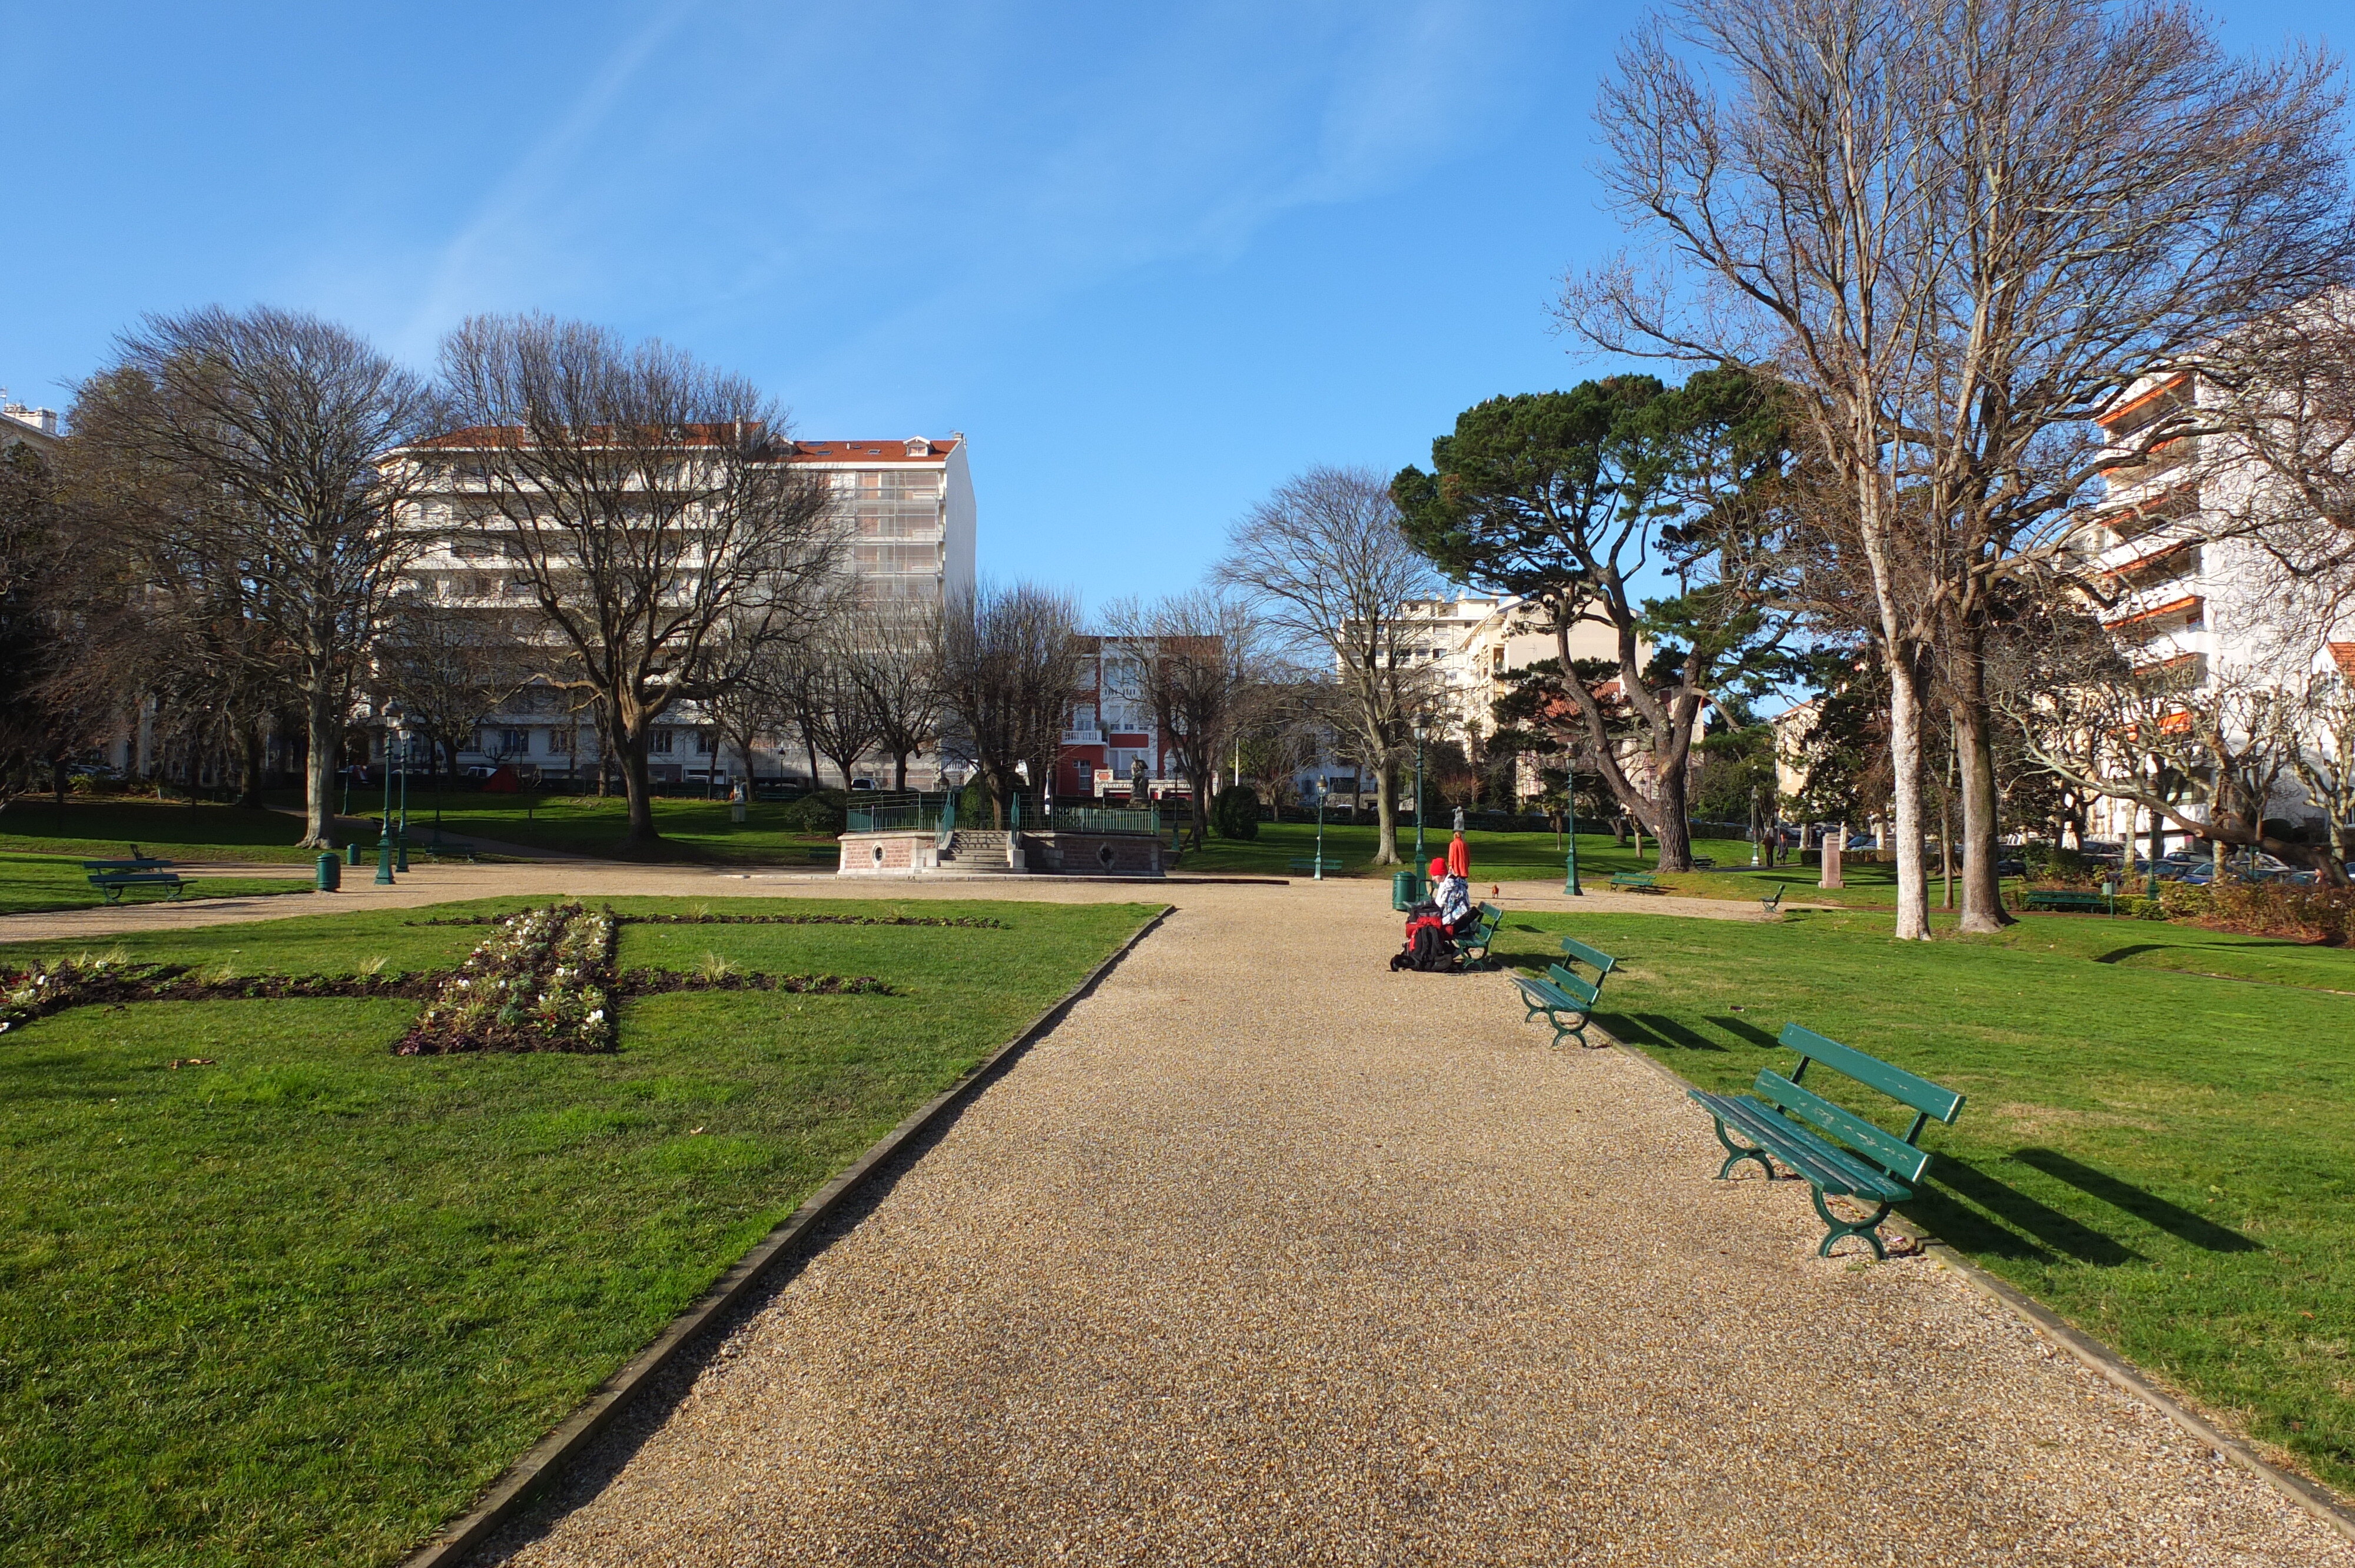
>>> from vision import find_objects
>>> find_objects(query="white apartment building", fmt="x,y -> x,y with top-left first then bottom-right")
385,431 -> 976,788
2068,368 -> 2354,849
0,397 -> 61,459
1299,595 -> 1625,807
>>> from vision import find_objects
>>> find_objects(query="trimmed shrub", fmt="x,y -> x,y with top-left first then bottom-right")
782,790 -> 847,833
1212,785 -> 1262,841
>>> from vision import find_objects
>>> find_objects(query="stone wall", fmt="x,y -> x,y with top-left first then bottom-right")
835,831 -> 938,875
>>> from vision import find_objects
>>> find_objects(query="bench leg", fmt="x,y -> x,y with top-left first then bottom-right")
1710,1117 -> 1774,1181
1810,1185 -> 1892,1261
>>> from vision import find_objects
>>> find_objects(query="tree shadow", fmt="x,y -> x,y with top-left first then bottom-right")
1599,1012 -> 1726,1051
2092,944 -> 2165,965
1913,1154 -> 2143,1266
2012,1146 -> 2260,1253
1703,1015 -> 1780,1048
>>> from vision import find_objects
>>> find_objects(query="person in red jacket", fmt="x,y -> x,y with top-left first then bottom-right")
1446,829 -> 1470,879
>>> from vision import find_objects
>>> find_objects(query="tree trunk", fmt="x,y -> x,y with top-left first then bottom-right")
300,690 -> 339,848
1372,760 -> 1400,865
1647,749 -> 1693,872
1887,649 -> 1931,941
893,752 -> 909,790
236,724 -> 266,809
616,722 -> 660,847
1949,636 -> 2011,934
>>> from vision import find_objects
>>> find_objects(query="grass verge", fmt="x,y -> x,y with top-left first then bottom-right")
0,851 -> 314,916
0,895 -> 1156,1567
1494,905 -> 2355,1493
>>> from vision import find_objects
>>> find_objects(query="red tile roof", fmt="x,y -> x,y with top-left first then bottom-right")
406,426 -> 958,463
2329,642 -> 2355,679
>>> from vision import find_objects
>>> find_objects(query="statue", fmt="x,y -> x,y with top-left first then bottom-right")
1130,756 -> 1149,805
1452,805 -> 1467,833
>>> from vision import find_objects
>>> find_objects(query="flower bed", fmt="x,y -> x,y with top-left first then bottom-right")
396,902 -> 619,1056
616,969 -> 893,996
2,958 -> 429,1035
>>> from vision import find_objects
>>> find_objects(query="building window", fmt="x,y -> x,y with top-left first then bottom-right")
499,729 -> 529,754
652,731 -> 675,755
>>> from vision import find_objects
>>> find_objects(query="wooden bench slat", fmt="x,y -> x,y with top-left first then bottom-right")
1557,938 -> 1617,977
1697,1093 -> 1908,1200
1751,1070 -> 1932,1187
1780,1023 -> 1964,1125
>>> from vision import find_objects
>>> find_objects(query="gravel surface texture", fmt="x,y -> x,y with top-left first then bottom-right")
458,880 -> 2349,1567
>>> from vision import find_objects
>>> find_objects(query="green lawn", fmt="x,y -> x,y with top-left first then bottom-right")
0,851 -> 314,916
364,792 -> 841,864
1495,906 -> 2355,1491
1181,820 -> 1757,881
0,896 -> 1156,1567
0,798 -> 488,868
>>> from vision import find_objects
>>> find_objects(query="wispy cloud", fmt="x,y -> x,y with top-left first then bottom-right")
390,0 -> 700,358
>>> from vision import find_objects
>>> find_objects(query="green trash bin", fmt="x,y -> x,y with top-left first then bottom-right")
1393,870 -> 1425,911
316,852 -> 342,892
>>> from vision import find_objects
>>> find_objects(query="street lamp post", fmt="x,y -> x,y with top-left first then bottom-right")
375,703 -> 402,886
394,720 -> 411,873
1563,762 -> 1583,897
1314,778 -> 1328,880
1412,723 -> 1428,873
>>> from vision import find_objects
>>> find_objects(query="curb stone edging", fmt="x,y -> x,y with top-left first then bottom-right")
1598,1025 -> 2355,1546
397,902 -> 1176,1568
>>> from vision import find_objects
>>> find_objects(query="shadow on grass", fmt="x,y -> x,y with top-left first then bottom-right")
1703,1014 -> 1781,1048
1913,1154 -> 2143,1265
2013,1146 -> 2260,1253
2092,944 -> 2166,965
1599,1012 -> 1727,1051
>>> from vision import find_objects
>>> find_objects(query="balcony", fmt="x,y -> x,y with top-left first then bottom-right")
1062,728 -> 1104,745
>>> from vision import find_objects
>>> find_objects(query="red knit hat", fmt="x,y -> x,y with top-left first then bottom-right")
1429,857 -> 1446,878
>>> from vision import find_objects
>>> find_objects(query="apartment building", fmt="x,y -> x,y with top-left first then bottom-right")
0,397 -> 61,459
2067,368 -> 2354,848
1049,636 -> 1210,802
384,431 -> 975,787
1296,595 -> 1624,806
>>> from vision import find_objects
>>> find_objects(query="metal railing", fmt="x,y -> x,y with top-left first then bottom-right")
844,790 -> 955,833
1049,802 -> 1161,836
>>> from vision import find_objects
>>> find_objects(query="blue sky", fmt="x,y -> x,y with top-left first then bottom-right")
0,1 -> 2336,613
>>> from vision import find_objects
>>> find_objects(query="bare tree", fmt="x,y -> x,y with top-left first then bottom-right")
429,315 -> 841,846
1566,0 -> 2354,935
377,594 -> 533,796
76,308 -> 436,844
934,582 -> 1087,828
1101,589 -> 1267,848
1215,466 -> 1441,866
848,601 -> 944,790
1994,614 -> 2347,883
801,624 -> 881,790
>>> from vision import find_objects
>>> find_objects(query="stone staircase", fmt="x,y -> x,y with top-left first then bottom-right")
939,829 -> 1014,870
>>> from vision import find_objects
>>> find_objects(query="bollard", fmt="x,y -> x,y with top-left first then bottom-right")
347,841 -> 361,866
316,852 -> 342,892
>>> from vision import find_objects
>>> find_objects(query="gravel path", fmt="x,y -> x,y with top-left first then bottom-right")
464,880 -> 2349,1567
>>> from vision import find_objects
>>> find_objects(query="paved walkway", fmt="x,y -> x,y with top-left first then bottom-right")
444,877 -> 2349,1567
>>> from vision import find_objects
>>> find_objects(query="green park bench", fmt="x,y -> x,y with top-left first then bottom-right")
1512,936 -> 1617,1047
1288,856 -> 1349,877
1759,882 -> 1786,915
1457,902 -> 1505,969
1608,872 -> 1660,893
83,857 -> 188,904
1688,1023 -> 1966,1260
2019,888 -> 2106,913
